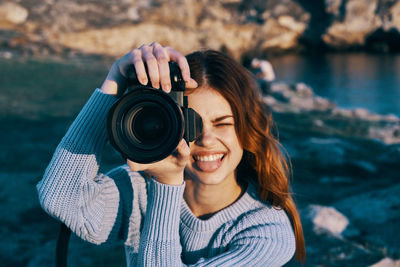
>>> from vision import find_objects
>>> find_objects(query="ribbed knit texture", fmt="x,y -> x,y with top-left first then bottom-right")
37,89 -> 296,266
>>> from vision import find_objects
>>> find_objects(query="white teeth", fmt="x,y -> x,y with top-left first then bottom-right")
194,153 -> 224,162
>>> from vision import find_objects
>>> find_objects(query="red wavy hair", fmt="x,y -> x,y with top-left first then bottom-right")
186,50 -> 306,263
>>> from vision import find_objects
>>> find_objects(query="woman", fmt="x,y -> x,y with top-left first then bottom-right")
37,43 -> 305,266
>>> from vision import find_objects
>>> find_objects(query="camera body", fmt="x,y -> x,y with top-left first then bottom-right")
107,62 -> 203,163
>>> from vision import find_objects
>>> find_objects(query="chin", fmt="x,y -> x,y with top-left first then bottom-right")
184,165 -> 232,186
193,171 -> 227,185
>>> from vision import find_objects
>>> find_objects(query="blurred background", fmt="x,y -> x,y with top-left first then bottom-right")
0,0 -> 399,266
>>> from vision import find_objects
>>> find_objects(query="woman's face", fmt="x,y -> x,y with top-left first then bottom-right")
185,87 -> 243,186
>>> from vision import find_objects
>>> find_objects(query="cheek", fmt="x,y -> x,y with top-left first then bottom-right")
217,128 -> 243,155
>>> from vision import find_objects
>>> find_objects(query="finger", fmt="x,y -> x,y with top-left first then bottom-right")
185,78 -> 198,89
165,47 -> 192,83
152,43 -> 172,92
141,44 -> 160,89
129,48 -> 148,85
174,139 -> 191,164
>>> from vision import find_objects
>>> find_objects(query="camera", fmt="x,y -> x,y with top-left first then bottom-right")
107,62 -> 203,163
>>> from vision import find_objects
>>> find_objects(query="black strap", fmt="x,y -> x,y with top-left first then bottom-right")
56,223 -> 71,267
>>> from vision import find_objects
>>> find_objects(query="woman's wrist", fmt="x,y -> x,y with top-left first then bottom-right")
100,62 -> 127,96
100,79 -> 119,95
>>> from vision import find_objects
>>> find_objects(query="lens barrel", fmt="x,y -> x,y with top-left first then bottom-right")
107,87 -> 185,163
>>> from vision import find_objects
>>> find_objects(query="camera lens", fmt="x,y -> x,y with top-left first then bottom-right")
125,102 -> 171,149
107,87 -> 184,163
132,105 -> 166,142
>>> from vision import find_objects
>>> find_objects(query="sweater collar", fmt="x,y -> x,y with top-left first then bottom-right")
180,182 -> 262,232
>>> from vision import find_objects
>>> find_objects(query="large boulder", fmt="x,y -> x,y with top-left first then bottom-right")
0,2 -> 28,26
302,204 -> 350,237
323,0 -> 400,51
323,0 -> 380,48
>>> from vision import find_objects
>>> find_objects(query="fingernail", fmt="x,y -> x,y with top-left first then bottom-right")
164,84 -> 171,92
185,78 -> 198,88
140,78 -> 148,85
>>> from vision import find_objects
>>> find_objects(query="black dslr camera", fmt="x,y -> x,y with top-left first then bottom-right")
107,62 -> 203,163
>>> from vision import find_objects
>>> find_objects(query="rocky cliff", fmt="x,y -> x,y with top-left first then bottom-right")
1,0 -> 400,60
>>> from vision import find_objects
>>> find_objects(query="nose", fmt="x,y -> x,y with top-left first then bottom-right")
194,124 -> 216,147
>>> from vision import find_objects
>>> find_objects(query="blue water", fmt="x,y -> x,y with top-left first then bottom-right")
270,53 -> 400,116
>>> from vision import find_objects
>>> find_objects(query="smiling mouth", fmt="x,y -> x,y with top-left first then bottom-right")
193,153 -> 225,162
192,153 -> 226,172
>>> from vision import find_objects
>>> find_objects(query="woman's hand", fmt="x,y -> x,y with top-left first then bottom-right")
100,42 -> 198,96
127,139 -> 190,185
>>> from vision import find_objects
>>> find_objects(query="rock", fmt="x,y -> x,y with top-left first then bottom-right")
325,0 -> 343,17
335,184 -> 400,225
265,82 -> 335,112
369,258 -> 400,267
52,24 -> 202,57
376,145 -> 400,165
21,0 -> 309,59
3,0 -> 400,56
298,137 -> 346,166
322,0 -> 400,51
294,82 -> 313,97
368,125 -> 400,145
380,1 -> 400,32
262,80 -> 400,145
332,107 -> 400,122
259,17 -> 306,52
0,51 -> 13,59
277,15 -> 307,33
348,160 -> 377,173
334,184 -> 400,255
303,205 -> 349,237
0,0 -> 312,58
0,2 -> 29,25
323,0 -> 381,48
353,108 -> 371,119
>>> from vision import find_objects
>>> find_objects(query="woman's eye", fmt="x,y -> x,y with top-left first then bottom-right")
215,123 -> 233,127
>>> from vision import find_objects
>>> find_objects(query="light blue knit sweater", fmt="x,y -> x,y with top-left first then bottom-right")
37,89 -> 296,266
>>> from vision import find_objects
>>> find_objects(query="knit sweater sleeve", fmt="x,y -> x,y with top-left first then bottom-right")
36,89 -> 128,244
135,179 -> 295,267
136,178 -> 185,266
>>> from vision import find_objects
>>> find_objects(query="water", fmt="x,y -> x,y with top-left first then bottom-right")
269,53 -> 400,116
1,53 -> 399,119
0,57 -> 108,120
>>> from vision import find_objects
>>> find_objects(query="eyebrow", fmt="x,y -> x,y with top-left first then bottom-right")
212,115 -> 234,123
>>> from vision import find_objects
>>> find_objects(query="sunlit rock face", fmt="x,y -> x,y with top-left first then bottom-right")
322,0 -> 381,48
0,0 -> 310,58
322,0 -> 400,52
39,0 -> 310,59
2,0 -> 400,57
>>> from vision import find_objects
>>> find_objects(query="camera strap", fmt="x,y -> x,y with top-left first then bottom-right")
56,223 -> 71,267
